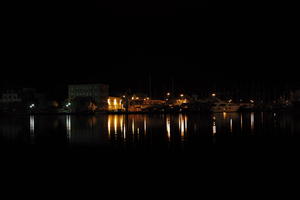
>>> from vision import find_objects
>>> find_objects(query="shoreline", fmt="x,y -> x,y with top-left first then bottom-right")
0,109 -> 298,116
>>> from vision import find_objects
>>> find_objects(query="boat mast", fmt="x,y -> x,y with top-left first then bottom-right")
149,73 -> 152,98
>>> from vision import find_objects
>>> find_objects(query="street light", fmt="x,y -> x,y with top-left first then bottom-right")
66,102 -> 72,113
29,104 -> 35,109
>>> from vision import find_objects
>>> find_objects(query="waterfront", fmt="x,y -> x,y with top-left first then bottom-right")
1,112 -> 300,153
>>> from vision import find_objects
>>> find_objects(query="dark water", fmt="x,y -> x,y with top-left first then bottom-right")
2,112 -> 300,185
1,112 -> 300,153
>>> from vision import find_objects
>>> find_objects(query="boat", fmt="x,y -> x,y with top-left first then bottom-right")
211,101 -> 240,113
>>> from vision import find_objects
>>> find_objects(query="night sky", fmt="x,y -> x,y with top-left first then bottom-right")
2,1 -> 298,97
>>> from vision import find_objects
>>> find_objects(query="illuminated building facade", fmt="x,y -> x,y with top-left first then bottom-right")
107,97 -> 124,111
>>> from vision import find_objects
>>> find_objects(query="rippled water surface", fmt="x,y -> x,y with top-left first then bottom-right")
1,112 -> 300,153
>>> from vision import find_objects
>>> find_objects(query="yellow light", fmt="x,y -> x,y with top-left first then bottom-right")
144,116 -> 147,135
166,116 -> 171,141
114,98 -> 117,106
131,97 -> 134,100
212,93 -> 216,97
107,99 -> 111,105
108,116 -> 111,137
114,115 -> 117,134
136,97 -> 139,100
251,112 -> 254,131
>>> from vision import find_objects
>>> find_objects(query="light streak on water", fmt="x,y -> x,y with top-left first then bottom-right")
251,112 -> 255,131
30,115 -> 35,143
166,115 -> 171,141
114,115 -> 117,134
144,116 -> 147,135
66,115 -> 71,140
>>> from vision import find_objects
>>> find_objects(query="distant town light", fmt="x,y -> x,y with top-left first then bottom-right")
212,93 -> 216,97
114,98 -> 117,106
250,100 -> 254,103
167,92 -> 171,96
180,94 -> 184,97
29,104 -> 35,109
107,99 -> 111,105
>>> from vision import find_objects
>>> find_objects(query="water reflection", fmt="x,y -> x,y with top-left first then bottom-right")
251,112 -> 255,132
30,115 -> 35,135
114,115 -> 118,134
212,112 -> 256,136
179,114 -> 186,140
212,121 -> 217,135
166,115 -> 171,141
132,118 -> 135,134
212,116 -> 217,135
66,115 -> 71,140
1,112 -> 300,148
240,114 -> 243,129
144,116 -> 147,135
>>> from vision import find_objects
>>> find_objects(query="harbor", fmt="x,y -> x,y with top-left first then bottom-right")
1,83 -> 299,115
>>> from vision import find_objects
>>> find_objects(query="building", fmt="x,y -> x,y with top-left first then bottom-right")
0,89 -> 22,104
68,84 -> 109,104
0,88 -> 37,112
68,84 -> 109,112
